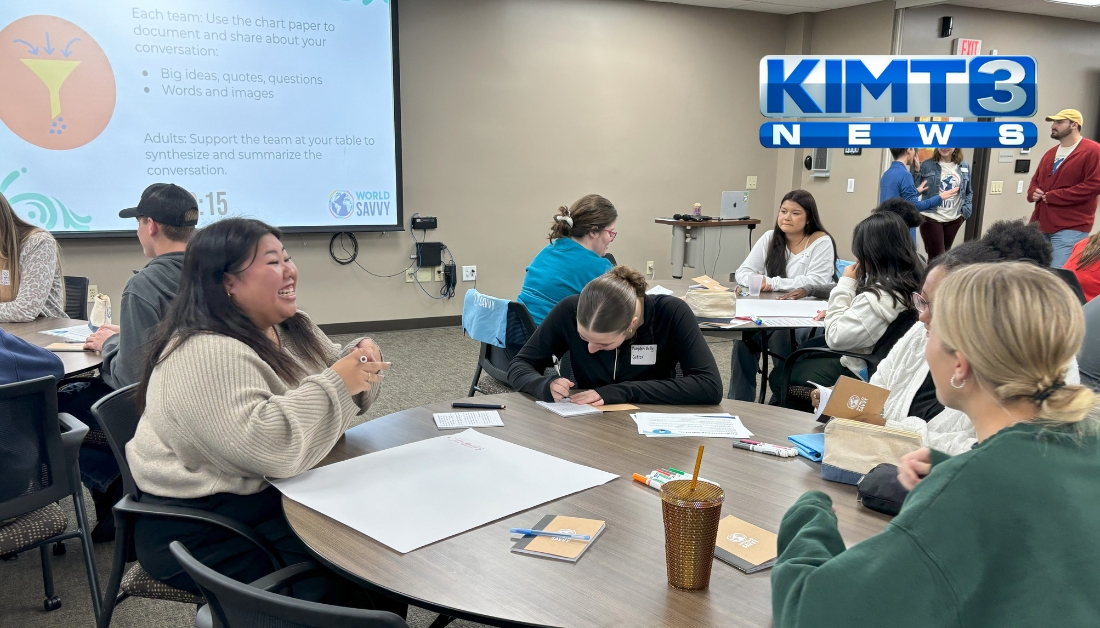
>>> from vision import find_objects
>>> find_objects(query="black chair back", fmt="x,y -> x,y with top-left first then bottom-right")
170,542 -> 409,628
866,309 -> 920,375
90,384 -> 144,501
1052,268 -> 1087,305
64,276 -> 90,320
479,301 -> 537,383
0,376 -> 73,519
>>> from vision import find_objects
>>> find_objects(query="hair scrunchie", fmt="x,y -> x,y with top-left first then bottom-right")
555,215 -> 574,227
1031,380 -> 1066,404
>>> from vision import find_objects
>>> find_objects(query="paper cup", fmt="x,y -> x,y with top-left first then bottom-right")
747,274 -> 764,297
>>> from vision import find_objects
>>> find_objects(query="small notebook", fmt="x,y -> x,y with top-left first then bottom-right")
432,411 -> 504,429
536,401 -> 602,417
713,515 -> 779,574
511,515 -> 606,562
46,343 -> 90,352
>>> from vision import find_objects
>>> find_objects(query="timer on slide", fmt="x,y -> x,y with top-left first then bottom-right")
197,191 -> 229,216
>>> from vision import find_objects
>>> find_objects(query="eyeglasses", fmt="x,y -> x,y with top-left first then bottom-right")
602,228 -> 618,242
912,292 -> 932,315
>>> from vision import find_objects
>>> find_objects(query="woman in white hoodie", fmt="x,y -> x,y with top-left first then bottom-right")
875,222 -> 1080,454
782,211 -> 924,391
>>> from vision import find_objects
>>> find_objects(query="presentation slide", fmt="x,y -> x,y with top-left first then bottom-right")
0,0 -> 401,234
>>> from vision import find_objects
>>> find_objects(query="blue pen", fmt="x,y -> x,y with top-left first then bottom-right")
509,528 -> 590,540
752,316 -> 763,325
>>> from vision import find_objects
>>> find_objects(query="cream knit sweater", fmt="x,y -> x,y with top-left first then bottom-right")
128,322 -> 379,499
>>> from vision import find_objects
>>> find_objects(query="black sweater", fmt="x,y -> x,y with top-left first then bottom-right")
507,294 -> 723,405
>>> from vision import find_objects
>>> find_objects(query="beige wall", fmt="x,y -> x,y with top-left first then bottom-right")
59,0 -> 788,325
901,4 -> 1100,234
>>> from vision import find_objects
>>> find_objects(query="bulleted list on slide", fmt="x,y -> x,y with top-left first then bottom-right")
0,1 -> 399,232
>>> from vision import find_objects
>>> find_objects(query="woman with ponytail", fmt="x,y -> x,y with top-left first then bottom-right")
517,194 -> 618,325
509,266 -> 722,406
772,261 -> 1100,628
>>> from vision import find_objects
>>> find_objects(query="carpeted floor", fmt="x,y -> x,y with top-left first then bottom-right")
0,327 -> 736,628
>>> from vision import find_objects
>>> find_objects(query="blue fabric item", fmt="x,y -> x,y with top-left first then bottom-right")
788,433 -> 825,462
821,463 -> 864,485
517,238 -> 613,326
462,289 -> 509,348
835,259 -> 855,278
919,159 -> 974,220
879,161 -> 942,213
0,328 -> 64,385
1047,230 -> 1090,269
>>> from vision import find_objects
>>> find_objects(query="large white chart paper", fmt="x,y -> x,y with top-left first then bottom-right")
270,429 -> 618,554
735,299 -> 825,318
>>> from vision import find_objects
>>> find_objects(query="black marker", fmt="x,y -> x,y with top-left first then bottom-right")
451,402 -> 506,410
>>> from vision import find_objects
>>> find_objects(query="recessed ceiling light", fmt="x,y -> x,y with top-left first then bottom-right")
1046,0 -> 1100,6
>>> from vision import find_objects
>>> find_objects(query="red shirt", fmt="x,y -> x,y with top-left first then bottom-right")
1063,237 -> 1100,302
1028,138 -> 1100,233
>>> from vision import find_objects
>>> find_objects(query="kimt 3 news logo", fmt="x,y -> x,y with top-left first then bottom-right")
758,55 -> 1038,149
328,190 -> 393,219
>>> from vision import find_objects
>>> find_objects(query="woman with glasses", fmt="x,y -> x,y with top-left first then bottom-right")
517,194 -> 618,326
728,190 -> 837,401
509,266 -> 722,406
869,220 -> 1080,454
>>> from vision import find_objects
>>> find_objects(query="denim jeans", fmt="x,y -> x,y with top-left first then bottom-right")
1047,230 -> 1089,268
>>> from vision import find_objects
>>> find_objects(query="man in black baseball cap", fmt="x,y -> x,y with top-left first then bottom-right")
60,182 -> 198,541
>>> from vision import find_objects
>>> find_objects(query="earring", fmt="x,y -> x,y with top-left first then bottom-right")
227,291 -> 232,299
950,375 -> 966,389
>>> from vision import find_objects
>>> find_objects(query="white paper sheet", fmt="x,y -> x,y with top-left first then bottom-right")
645,285 -> 674,296
432,411 -> 504,429
730,316 -> 825,328
630,413 -> 753,438
809,381 -> 833,422
735,299 -> 825,318
39,324 -> 92,343
535,401 -> 602,417
270,430 -> 618,554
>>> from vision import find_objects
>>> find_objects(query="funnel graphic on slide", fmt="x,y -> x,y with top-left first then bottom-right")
0,16 -> 115,150
20,59 -> 80,119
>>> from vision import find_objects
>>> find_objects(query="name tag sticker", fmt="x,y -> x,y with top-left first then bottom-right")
631,344 -> 657,365
960,167 -> 969,173
0,270 -> 9,285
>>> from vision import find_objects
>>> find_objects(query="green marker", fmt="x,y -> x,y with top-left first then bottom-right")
668,467 -> 685,475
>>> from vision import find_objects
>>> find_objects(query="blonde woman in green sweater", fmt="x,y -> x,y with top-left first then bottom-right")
127,218 -> 402,614
772,261 -> 1099,628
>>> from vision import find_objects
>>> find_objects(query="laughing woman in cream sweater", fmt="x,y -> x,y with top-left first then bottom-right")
127,218 -> 402,614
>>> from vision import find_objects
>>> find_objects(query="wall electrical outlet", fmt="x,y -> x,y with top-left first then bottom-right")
646,261 -> 655,276
434,266 -> 444,282
746,176 -> 758,190
462,265 -> 477,282
88,284 -> 98,301
405,269 -> 415,283
990,181 -> 1003,195
416,268 -> 433,283
846,178 -> 855,193
1017,180 -> 1024,194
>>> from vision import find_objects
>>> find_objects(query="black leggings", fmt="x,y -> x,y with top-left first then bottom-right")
134,486 -> 406,616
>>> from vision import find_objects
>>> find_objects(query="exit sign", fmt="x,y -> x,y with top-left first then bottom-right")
953,38 -> 982,56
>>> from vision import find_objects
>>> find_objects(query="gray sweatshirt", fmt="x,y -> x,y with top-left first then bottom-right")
99,252 -> 184,389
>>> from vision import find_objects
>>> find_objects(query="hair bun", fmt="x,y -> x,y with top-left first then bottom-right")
608,265 -> 647,297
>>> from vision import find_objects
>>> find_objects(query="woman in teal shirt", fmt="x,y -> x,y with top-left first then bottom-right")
772,261 -> 1100,628
518,194 -> 617,325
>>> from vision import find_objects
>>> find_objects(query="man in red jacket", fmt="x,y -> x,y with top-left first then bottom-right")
1028,108 -> 1100,267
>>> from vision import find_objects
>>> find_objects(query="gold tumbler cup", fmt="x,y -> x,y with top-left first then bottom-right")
660,479 -> 724,590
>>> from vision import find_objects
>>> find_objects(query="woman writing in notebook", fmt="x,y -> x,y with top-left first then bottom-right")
728,190 -> 836,401
508,266 -> 722,406
0,191 -> 66,322
772,262 -> 1100,627
127,218 -> 403,614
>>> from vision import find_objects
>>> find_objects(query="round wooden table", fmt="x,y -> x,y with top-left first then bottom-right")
283,392 -> 890,627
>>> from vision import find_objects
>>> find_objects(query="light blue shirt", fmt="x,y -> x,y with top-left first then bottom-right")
517,238 -> 613,326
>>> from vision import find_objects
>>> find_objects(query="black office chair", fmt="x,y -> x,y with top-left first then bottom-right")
776,310 -> 920,412
603,252 -> 617,266
1052,268 -> 1087,305
0,376 -> 101,617
171,542 -> 409,628
93,384 -> 282,628
468,301 -> 538,396
63,276 -> 90,320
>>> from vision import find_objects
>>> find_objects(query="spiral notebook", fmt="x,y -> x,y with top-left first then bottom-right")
535,401 -> 601,417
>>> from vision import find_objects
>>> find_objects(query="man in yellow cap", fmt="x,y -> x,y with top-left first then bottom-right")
1028,108 -> 1100,267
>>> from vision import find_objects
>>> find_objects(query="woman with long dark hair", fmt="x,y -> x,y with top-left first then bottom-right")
127,218 -> 402,614
728,190 -> 837,401
0,191 -> 66,321
781,211 -> 923,394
